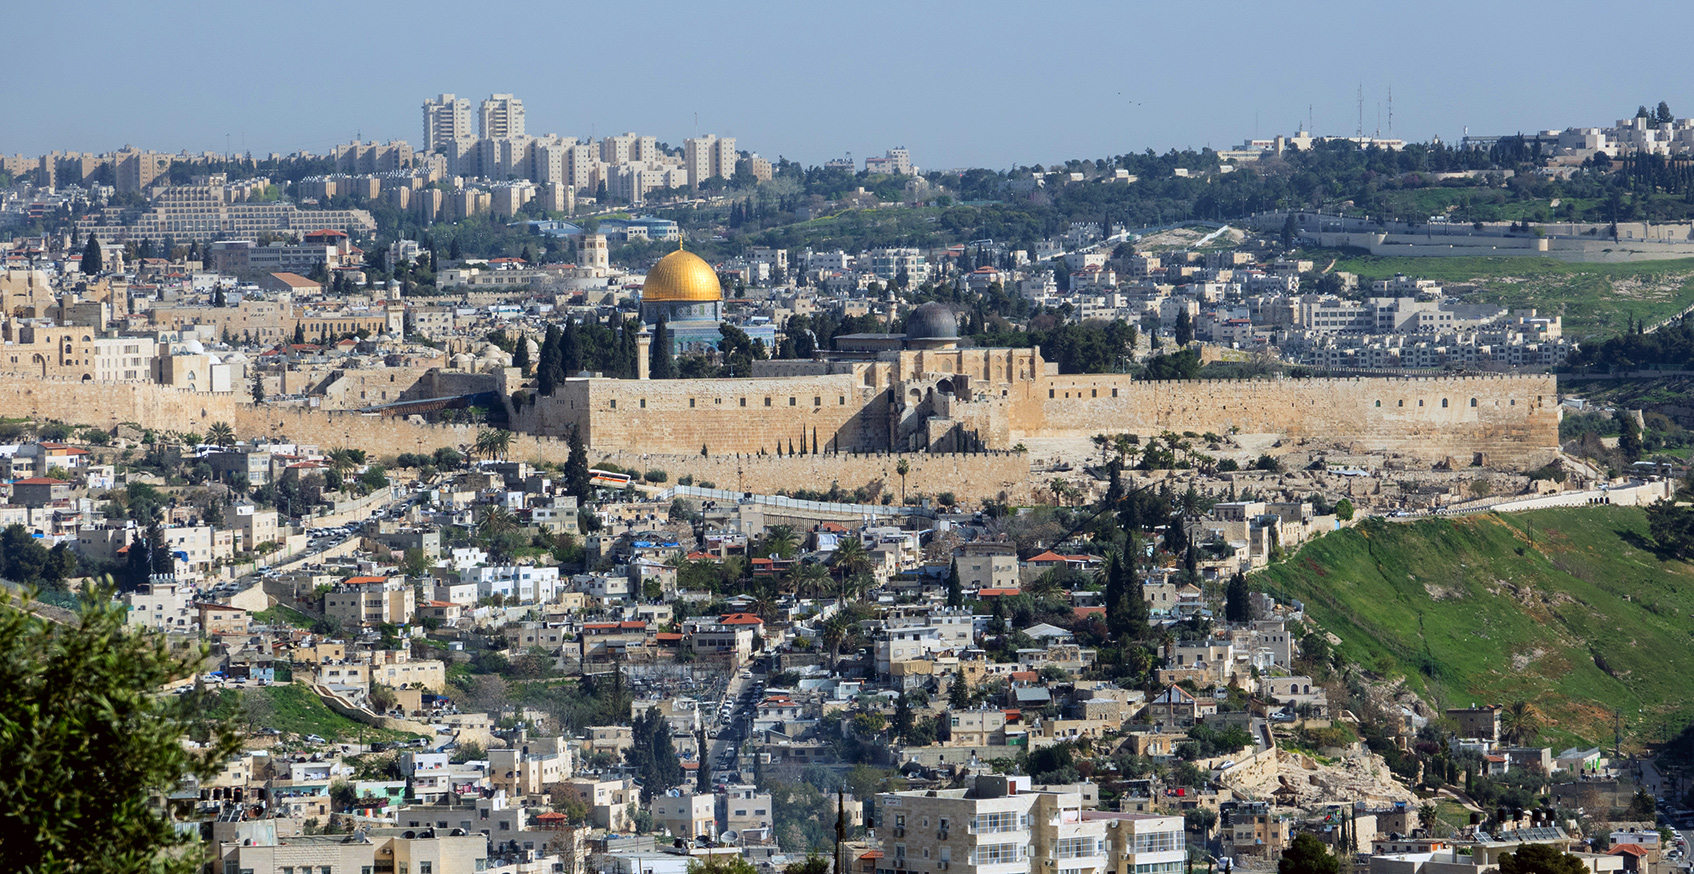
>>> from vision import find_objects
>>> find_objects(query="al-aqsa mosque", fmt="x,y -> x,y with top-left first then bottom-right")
639,246 -> 774,354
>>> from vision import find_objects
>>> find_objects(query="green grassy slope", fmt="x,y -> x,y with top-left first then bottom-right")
1325,254 -> 1694,337
1255,507 -> 1694,749
206,684 -> 421,743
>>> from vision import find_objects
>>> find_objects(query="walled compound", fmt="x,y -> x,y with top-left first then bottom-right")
0,338 -> 1559,503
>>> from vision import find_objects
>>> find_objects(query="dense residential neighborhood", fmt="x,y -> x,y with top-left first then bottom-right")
7,42 -> 1694,874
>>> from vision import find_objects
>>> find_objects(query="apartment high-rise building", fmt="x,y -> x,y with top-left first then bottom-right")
684,135 -> 737,188
600,133 -> 660,165
877,776 -> 1184,874
114,147 -> 172,194
422,94 -> 473,152
479,93 -> 526,140
565,143 -> 602,194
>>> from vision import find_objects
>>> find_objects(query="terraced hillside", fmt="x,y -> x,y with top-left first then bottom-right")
1255,507 -> 1694,749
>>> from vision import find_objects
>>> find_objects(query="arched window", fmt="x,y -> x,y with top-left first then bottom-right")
1470,397 -> 1478,407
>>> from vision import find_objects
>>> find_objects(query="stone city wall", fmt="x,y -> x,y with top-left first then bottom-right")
516,374 -> 892,455
1011,372 -> 1560,467
0,376 -> 242,432
0,371 -> 1560,497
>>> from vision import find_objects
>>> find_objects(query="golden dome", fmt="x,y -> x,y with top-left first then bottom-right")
642,248 -> 722,303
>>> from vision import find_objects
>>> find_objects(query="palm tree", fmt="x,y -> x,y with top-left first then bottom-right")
831,537 -> 871,587
833,572 -> 872,604
205,421 -> 236,447
760,524 -> 798,559
478,506 -> 518,539
788,561 -> 829,600
1178,485 -> 1204,519
1026,570 -> 1063,600
895,458 -> 911,503
1500,700 -> 1542,745
474,429 -> 513,461
488,429 -> 513,461
327,449 -> 358,482
820,616 -> 850,667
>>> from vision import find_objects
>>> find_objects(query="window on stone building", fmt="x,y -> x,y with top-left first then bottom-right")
1092,389 -> 1097,398
1417,399 -> 1423,406
610,399 -> 616,409
839,396 -> 846,404
789,397 -> 796,406
1049,389 -> 1055,398
690,399 -> 696,408
640,399 -> 646,408
1112,388 -> 1118,397
814,397 -> 821,406
765,398 -> 772,406
1470,398 -> 1477,407
1375,400 -> 1381,407
1441,398 -> 1448,408
740,398 -> 747,406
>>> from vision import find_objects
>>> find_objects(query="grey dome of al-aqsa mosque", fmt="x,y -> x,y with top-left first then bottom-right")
905,302 -> 959,349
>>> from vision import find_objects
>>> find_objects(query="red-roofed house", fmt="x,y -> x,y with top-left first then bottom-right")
1610,846 -> 1650,873
684,615 -> 759,665
12,477 -> 72,507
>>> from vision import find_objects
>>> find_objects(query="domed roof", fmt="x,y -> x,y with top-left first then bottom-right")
642,248 -> 722,303
906,302 -> 959,340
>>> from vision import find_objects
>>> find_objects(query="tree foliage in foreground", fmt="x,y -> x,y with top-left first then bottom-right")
0,589 -> 239,872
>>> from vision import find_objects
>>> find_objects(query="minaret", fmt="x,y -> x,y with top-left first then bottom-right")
833,787 -> 846,874
636,330 -> 652,380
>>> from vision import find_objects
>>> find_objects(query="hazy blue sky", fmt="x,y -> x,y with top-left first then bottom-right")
9,1 -> 1693,170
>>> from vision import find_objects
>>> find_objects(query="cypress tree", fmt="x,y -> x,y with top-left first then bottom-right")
1226,572 -> 1251,623
564,425 -> 591,499
650,317 -> 675,379
561,318 -> 582,375
538,324 -> 563,395
1104,549 -> 1126,636
81,234 -> 102,275
511,335 -> 531,375
946,560 -> 963,608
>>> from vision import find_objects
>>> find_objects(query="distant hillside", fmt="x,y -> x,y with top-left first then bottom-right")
1255,507 -> 1694,749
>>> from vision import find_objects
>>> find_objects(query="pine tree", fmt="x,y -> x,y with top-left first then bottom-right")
80,234 -> 102,275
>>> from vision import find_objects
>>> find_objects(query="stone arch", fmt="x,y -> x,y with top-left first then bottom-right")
32,353 -> 46,377
907,387 -> 922,405
81,373 -> 92,382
